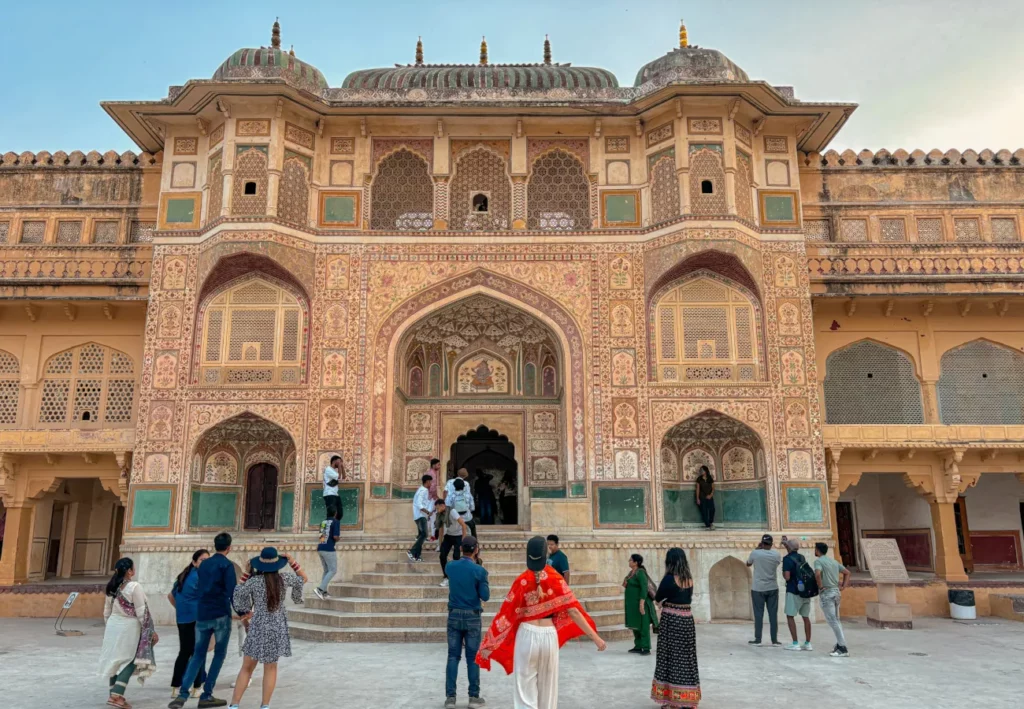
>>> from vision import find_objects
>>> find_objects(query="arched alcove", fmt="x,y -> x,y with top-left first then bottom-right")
824,340 -> 923,424
937,339 -> 1024,424
708,556 -> 752,621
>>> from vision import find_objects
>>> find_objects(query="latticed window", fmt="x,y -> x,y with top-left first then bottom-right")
937,340 -> 1024,424
649,151 -> 680,224
130,221 -> 154,243
991,217 -> 1019,243
370,149 -> 434,230
199,278 -> 305,387
450,148 -> 512,230
654,276 -> 761,382
953,218 -> 981,242
916,218 -> 944,243
37,343 -> 136,427
823,341 -> 923,424
20,221 -> 45,244
278,153 -> 311,226
231,146 -> 269,216
688,145 -> 726,216
527,149 -> 590,231
0,222 -> 9,243
92,221 -> 120,244
56,221 -> 82,244
0,350 -> 21,426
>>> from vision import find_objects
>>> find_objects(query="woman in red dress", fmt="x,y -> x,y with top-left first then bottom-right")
477,536 -> 606,709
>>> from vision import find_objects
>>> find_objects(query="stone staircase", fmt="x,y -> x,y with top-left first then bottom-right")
290,547 -> 630,643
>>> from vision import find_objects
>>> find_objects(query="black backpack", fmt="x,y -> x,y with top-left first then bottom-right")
794,554 -> 819,599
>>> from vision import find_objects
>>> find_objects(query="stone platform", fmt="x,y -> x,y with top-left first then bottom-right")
290,549 -> 631,642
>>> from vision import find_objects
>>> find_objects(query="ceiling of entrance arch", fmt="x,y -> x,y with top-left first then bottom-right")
199,413 -> 293,445
406,295 -> 555,353
662,410 -> 761,452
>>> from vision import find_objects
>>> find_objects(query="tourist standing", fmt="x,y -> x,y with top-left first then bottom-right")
497,470 -> 518,525
444,467 -> 477,537
478,536 -> 606,709
782,538 -> 814,651
746,534 -> 782,647
99,557 -> 158,709
694,466 -> 715,530
169,549 -> 209,698
437,499 -> 469,588
322,455 -> 344,525
170,532 -> 237,709
314,509 -> 342,600
474,469 -> 497,525
408,473 -> 434,562
651,547 -> 701,709
622,553 -> 657,655
444,535 -> 490,708
546,535 -> 571,586
428,458 -> 442,540
227,548 -> 306,709
814,542 -> 851,657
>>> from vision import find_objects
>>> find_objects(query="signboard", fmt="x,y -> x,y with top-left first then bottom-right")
62,592 -> 79,610
860,538 -> 911,584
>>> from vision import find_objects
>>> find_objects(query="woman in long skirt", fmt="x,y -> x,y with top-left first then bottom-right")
228,547 -> 306,709
477,536 -> 606,709
98,558 -> 158,709
623,553 -> 657,655
652,547 -> 700,709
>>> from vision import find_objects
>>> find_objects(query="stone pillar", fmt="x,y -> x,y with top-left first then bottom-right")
266,169 -> 282,217
929,499 -> 968,582
58,501 -> 79,579
921,380 -> 940,423
432,176 -> 449,230
0,503 -> 35,585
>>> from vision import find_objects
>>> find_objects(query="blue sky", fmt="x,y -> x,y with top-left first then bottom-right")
4,1 -> 1023,153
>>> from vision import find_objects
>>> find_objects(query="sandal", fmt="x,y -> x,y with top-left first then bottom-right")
107,696 -> 132,709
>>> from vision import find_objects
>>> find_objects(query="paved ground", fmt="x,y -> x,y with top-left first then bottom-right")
2,616 -> 1021,708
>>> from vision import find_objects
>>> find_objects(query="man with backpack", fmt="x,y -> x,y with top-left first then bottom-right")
444,468 -> 476,537
781,538 -> 817,651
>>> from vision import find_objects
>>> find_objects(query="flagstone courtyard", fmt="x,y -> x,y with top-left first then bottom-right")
2,616 -> 1020,708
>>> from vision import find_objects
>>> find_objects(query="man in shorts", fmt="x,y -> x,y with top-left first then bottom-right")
781,538 -> 812,651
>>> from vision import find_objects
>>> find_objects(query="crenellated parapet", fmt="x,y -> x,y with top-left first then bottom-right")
800,148 -> 1024,169
0,150 -> 162,169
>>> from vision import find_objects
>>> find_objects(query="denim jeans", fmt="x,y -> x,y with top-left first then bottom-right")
445,608 -> 482,698
699,498 -> 716,527
409,517 -> 427,559
176,614 -> 231,701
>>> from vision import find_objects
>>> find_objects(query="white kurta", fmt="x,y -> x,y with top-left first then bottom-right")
97,581 -> 146,679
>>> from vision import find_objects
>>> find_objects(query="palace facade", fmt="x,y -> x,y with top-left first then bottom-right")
1,22 -> 1023,628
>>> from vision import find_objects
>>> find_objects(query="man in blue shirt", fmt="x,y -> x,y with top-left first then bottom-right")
444,535 -> 489,708
781,538 -> 812,652
170,532 -> 236,709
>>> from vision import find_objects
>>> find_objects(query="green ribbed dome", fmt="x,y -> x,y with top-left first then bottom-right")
342,64 -> 618,91
213,47 -> 328,93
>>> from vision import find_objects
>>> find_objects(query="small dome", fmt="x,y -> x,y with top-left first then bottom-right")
634,46 -> 749,87
213,47 -> 328,93
342,63 -> 618,91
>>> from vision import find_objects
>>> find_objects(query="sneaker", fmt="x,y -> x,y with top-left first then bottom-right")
802,642 -> 813,652
198,699 -> 228,708
314,587 -> 326,601
710,524 -> 716,530
439,578 -> 449,588
413,557 -> 423,563
771,641 -> 782,647
407,551 -> 415,561
747,640 -> 762,646
469,697 -> 487,707
444,698 -> 457,709
168,700 -> 186,709
785,642 -> 801,651
830,646 -> 850,657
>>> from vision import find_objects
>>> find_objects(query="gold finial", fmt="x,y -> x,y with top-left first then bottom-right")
679,19 -> 688,48
543,34 -> 551,65
415,36 -> 424,66
480,36 -> 488,65
289,44 -> 295,57
271,18 -> 281,50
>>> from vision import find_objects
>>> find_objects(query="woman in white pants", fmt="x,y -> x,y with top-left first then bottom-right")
478,536 -> 606,708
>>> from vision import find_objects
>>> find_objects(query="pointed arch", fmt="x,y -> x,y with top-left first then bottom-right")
824,339 -> 923,424
449,145 -> 512,230
37,342 -> 135,427
370,148 -> 433,230
527,148 -> 591,231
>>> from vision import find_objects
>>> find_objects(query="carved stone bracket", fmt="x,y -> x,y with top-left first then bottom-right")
826,446 -> 843,498
0,453 -> 18,505
940,447 -> 969,502
114,451 -> 132,502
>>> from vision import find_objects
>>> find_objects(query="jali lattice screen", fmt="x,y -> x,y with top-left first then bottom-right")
824,340 -> 923,424
937,340 -> 1024,424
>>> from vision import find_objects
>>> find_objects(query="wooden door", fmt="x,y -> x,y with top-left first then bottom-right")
245,464 -> 278,531
954,496 -> 974,574
835,501 -> 858,569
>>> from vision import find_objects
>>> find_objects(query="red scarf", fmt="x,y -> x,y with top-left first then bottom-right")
476,568 -> 595,674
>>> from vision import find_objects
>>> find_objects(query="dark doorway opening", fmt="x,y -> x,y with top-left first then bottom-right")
46,502 -> 67,577
449,425 -> 517,526
245,464 -> 278,531
835,501 -> 857,569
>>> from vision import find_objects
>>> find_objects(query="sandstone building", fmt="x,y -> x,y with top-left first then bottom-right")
1,23 -> 1022,631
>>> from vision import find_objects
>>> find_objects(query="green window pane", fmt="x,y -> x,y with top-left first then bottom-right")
278,489 -> 295,530
570,482 -> 587,498
604,194 -> 637,224
131,489 -> 172,528
786,486 -> 824,524
597,486 -> 646,525
189,489 -> 238,529
165,198 -> 196,224
719,487 -> 768,525
530,487 -> 567,499
323,196 -> 356,224
309,488 -> 361,528
663,487 -> 704,527
764,195 -> 795,222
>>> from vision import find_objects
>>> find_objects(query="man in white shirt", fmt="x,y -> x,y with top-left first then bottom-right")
407,473 -> 434,562
443,467 -> 476,537
323,455 -> 344,524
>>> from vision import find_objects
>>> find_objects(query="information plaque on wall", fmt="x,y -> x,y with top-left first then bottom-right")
860,538 -> 911,584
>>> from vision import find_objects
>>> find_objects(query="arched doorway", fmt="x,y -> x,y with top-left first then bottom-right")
659,410 -> 768,529
449,425 -> 517,526
190,413 -> 297,534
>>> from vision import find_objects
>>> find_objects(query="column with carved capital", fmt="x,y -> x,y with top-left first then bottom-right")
432,176 -> 449,230
0,503 -> 34,585
825,447 -> 845,565
511,176 -> 527,230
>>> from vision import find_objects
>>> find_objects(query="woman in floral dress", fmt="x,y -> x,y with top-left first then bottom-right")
228,547 -> 306,709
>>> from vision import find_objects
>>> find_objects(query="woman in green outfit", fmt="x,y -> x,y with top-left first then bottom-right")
623,553 -> 658,655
